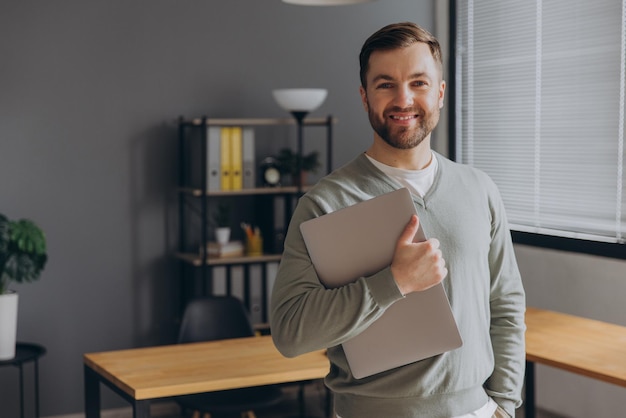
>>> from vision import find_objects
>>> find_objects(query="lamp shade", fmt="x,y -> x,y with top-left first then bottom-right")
283,0 -> 375,5
272,88 -> 328,112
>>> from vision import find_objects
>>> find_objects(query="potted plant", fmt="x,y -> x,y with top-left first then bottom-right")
275,148 -> 321,186
211,203 -> 231,245
0,214 -> 47,359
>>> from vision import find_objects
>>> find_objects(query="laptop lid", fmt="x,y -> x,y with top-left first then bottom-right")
299,188 -> 462,378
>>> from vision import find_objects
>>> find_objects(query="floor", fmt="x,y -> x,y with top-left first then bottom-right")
157,380 -> 568,418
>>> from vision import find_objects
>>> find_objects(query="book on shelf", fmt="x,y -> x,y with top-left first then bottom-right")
202,240 -> 245,258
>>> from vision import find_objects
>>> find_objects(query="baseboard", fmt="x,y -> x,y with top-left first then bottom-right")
43,401 -> 180,418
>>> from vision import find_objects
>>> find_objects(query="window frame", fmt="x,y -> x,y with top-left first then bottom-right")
447,0 -> 626,260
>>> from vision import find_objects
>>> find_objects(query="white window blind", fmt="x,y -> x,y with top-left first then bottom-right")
455,0 -> 626,244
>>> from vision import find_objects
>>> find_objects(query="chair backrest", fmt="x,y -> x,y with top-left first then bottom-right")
178,296 -> 255,343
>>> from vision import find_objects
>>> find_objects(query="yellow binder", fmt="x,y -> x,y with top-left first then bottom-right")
230,127 -> 243,190
220,127 -> 232,191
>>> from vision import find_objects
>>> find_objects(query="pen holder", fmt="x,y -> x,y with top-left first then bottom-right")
246,234 -> 263,256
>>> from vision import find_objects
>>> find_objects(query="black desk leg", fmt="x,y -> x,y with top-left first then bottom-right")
298,384 -> 306,418
525,361 -> 535,418
84,365 -> 101,418
19,364 -> 24,418
325,387 -> 333,418
134,400 -> 151,418
35,359 -> 40,418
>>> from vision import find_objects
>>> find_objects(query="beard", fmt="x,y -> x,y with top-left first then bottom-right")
366,101 -> 440,150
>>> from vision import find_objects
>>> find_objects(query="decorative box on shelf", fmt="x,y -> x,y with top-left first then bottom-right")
202,241 -> 245,258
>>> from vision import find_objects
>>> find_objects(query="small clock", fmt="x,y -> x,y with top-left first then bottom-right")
259,157 -> 281,187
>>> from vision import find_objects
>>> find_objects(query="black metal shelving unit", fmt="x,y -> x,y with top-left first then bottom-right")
176,115 -> 335,327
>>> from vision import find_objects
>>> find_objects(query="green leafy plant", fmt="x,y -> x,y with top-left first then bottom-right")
211,203 -> 231,228
275,148 -> 321,177
0,214 -> 47,294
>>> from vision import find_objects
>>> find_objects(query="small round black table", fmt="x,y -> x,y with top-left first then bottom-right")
0,342 -> 46,418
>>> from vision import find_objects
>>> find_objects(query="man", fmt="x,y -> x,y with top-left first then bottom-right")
270,22 -> 525,418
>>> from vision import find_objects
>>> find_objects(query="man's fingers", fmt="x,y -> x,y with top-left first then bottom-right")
427,238 -> 440,250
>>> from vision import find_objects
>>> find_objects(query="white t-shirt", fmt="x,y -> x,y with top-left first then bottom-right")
365,151 -> 438,198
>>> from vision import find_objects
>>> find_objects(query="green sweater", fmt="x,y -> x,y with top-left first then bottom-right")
270,153 -> 526,418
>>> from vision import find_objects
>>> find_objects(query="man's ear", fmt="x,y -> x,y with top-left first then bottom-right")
438,80 -> 446,109
359,85 -> 369,112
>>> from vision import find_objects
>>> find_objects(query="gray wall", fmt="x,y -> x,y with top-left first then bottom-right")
0,0 -> 435,416
2,1 -> 625,418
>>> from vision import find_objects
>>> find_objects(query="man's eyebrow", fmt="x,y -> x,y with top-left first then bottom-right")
371,74 -> 394,84
371,72 -> 431,84
409,72 -> 430,80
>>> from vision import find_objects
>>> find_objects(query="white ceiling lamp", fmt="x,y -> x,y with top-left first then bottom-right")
283,0 -> 376,5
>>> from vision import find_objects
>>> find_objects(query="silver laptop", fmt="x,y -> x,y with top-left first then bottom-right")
300,188 -> 462,379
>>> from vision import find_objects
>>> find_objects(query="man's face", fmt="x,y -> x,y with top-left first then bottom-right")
360,43 -> 446,150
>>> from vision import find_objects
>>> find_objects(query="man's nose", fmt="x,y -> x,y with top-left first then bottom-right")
394,85 -> 415,108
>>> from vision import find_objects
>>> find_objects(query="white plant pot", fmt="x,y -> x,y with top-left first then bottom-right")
215,227 -> 231,245
0,291 -> 19,360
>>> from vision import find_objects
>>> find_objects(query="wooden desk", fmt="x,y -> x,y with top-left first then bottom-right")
83,335 -> 329,418
525,307 -> 626,418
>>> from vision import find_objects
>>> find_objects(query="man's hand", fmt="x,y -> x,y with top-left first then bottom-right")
391,215 -> 448,295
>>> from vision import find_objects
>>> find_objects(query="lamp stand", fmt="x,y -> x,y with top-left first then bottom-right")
290,111 -> 309,191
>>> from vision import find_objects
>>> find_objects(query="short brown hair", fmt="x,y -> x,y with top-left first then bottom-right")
359,22 -> 443,88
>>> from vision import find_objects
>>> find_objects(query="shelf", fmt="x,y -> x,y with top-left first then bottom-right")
181,117 -> 337,127
178,186 -> 311,197
176,252 -> 282,267
253,322 -> 271,335
176,113 -> 334,324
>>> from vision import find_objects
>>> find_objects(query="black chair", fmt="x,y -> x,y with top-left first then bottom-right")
175,296 -> 284,418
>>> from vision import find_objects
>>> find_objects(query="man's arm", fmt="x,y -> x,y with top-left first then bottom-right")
270,195 -> 404,357
484,190 -> 527,417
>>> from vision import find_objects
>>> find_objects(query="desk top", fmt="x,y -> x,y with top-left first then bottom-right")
526,307 -> 626,387
84,335 -> 329,400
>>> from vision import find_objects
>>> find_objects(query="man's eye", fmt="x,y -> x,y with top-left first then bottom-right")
376,83 -> 394,89
413,81 -> 427,87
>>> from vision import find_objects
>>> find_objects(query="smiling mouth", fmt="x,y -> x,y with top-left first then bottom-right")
390,114 -> 418,121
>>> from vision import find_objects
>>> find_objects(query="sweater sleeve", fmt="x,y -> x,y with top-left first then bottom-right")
269,193 -> 404,358
484,183 -> 527,417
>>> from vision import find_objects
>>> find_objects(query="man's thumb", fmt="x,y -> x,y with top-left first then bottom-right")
398,214 -> 420,245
